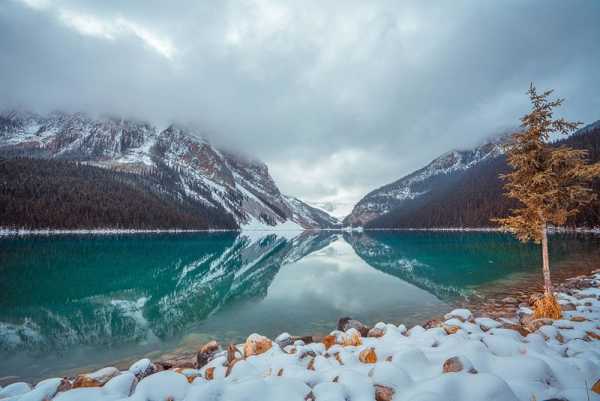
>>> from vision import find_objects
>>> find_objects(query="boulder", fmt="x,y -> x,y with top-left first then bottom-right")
525,318 -> 554,333
243,334 -> 272,358
593,378 -> 600,394
337,317 -> 370,337
561,303 -> 577,311
368,327 -> 386,338
359,347 -> 378,364
196,340 -> 220,368
73,367 -> 120,388
275,332 -> 293,349
442,356 -> 477,374
570,316 -> 587,322
375,385 -> 394,401
128,358 -> 156,380
443,309 -> 473,322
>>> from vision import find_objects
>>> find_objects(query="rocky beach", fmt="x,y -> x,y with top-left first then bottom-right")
1,271 -> 599,401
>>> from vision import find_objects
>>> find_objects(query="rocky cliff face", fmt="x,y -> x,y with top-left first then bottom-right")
0,110 -> 339,229
344,137 -> 506,226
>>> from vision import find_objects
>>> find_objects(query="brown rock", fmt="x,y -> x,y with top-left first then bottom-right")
243,334 -> 272,358
204,367 -> 215,380
57,378 -> 72,393
196,340 -> 220,368
442,356 -> 477,374
561,303 -> 577,311
423,319 -> 443,330
73,367 -> 120,388
375,385 -> 395,401
570,316 -> 587,322
587,331 -> 600,340
367,327 -> 385,338
323,335 -> 337,350
443,325 -> 460,335
359,347 -> 377,364
525,318 -> 554,333
337,317 -> 370,337
593,378 -> 600,394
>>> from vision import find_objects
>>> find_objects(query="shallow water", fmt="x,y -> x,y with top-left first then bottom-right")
1,230 -> 599,381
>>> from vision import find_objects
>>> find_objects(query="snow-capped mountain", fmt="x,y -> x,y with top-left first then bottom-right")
0,110 -> 339,229
344,137 -> 506,226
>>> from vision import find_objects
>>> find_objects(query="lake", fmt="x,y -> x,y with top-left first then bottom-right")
1,230 -> 599,381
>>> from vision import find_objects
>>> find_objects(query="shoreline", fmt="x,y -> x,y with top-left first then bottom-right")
2,270 -> 599,401
1,226 -> 599,236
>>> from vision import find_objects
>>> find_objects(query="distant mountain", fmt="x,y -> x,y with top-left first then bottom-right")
347,122 -> 600,229
0,110 -> 340,230
344,135 -> 507,226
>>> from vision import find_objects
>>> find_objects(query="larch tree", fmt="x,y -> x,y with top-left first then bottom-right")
494,84 -> 600,319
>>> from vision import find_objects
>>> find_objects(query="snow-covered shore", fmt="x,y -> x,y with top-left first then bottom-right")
1,273 -> 599,401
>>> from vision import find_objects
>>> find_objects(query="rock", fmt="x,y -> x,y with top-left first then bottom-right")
375,385 -> 395,401
443,309 -> 473,322
368,327 -> 385,338
337,317 -> 370,337
128,358 -> 156,380
442,356 -> 477,374
243,334 -> 272,358
475,317 -> 502,332
423,319 -> 443,329
57,378 -> 72,393
561,303 -> 577,311
72,367 -> 120,388
196,340 -> 220,368
525,318 -> 554,333
275,332 -> 293,349
0,382 -> 32,398
570,316 -> 587,322
443,325 -> 460,335
340,328 -> 363,347
502,296 -> 518,304
593,378 -> 600,394
359,347 -> 377,364
323,335 -> 337,350
204,367 -> 215,380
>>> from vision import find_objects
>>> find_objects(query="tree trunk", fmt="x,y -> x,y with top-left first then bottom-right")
541,224 -> 553,295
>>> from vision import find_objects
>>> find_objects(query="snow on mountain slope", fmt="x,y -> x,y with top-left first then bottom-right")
0,110 -> 339,229
344,137 -> 506,226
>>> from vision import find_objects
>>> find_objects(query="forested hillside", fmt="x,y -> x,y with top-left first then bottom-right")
366,124 -> 600,229
0,158 -> 237,230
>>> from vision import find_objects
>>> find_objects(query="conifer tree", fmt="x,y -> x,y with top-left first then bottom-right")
494,84 -> 600,318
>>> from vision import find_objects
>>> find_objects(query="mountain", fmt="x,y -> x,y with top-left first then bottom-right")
351,122 -> 600,229
0,110 -> 340,230
344,135 -> 507,226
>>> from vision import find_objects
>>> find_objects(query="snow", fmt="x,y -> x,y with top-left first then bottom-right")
5,273 -> 600,401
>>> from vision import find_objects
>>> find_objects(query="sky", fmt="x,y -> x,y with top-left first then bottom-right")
1,0 -> 599,217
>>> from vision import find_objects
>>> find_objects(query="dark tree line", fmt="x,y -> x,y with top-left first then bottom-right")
367,125 -> 600,229
0,158 -> 238,230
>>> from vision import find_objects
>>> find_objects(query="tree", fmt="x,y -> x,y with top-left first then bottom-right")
494,84 -> 600,318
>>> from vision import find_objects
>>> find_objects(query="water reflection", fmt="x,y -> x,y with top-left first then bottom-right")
1,230 -> 599,380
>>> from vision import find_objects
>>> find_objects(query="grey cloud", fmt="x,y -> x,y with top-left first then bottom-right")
1,0 -> 599,215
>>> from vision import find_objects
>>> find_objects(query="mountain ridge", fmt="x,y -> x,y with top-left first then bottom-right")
0,110 -> 340,230
354,121 -> 600,229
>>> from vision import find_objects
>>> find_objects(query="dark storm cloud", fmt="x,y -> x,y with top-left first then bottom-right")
1,0 -> 599,216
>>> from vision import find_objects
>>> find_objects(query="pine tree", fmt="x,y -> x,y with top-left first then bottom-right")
494,84 -> 600,319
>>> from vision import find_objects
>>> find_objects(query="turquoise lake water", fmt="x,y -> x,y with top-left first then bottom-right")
1,231 -> 599,381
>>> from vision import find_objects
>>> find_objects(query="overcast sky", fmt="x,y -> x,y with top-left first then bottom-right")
1,0 -> 599,217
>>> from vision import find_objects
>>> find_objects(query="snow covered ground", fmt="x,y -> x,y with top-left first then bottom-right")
2,273 -> 599,401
